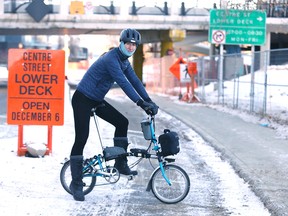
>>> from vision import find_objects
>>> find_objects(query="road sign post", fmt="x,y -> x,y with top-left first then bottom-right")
209,9 -> 266,45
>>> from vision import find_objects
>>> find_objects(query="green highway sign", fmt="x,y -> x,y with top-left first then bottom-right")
209,9 -> 266,45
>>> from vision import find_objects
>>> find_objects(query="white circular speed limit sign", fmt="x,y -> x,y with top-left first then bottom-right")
212,30 -> 226,44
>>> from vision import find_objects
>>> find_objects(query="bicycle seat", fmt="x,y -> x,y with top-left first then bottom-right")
90,103 -> 105,116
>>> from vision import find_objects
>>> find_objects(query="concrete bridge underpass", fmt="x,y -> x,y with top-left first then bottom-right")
1,1 -> 288,79
1,1 -> 288,48
1,1 -> 287,42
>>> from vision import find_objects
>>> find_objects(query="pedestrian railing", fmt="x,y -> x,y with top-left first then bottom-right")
145,48 -> 288,124
194,48 -> 288,124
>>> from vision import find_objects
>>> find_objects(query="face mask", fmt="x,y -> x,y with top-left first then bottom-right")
119,41 -> 136,57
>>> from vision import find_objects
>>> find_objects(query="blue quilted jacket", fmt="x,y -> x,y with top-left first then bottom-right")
77,47 -> 150,103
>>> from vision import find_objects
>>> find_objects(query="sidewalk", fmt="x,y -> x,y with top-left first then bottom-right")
152,94 -> 288,216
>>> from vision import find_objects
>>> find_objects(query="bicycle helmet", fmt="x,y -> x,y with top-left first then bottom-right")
119,28 -> 141,46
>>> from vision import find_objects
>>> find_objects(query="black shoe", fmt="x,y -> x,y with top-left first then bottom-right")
119,167 -> 138,176
69,182 -> 85,201
70,155 -> 85,201
114,159 -> 138,176
113,137 -> 138,176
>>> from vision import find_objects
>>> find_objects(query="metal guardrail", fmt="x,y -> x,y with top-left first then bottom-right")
2,1 -> 209,16
257,2 -> 288,18
4,1 -> 288,18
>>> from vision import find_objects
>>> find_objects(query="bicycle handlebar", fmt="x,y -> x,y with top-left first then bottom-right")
148,114 -> 155,121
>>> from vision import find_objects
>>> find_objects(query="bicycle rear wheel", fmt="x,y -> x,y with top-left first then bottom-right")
151,164 -> 190,204
60,160 -> 96,195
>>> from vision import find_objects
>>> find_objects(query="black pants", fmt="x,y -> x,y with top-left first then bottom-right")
70,90 -> 129,156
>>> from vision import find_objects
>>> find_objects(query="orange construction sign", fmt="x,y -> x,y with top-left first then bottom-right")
187,62 -> 197,75
7,49 -> 65,126
169,57 -> 186,80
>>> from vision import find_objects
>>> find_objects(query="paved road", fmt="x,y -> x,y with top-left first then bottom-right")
151,94 -> 288,216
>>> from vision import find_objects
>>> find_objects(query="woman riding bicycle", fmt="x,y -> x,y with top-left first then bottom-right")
69,28 -> 159,201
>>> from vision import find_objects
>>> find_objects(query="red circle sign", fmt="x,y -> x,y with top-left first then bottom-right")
212,30 -> 225,44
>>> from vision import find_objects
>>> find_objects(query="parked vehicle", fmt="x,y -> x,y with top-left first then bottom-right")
0,64 -> 8,87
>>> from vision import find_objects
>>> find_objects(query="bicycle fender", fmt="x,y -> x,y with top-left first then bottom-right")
146,179 -> 152,191
146,167 -> 160,191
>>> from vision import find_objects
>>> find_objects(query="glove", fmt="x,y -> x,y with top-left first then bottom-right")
146,100 -> 159,115
137,99 -> 159,115
137,99 -> 155,115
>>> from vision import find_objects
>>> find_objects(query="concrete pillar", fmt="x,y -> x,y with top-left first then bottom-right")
261,32 -> 271,51
209,44 -> 217,80
209,44 -> 217,56
0,1 -> 4,14
133,44 -> 144,82
260,32 -> 271,67
160,41 -> 173,57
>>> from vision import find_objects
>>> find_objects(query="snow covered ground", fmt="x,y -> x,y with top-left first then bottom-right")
201,64 -> 288,140
2,59 -> 288,215
0,83 -> 271,215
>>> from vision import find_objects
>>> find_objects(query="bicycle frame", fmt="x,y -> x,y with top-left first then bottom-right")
146,116 -> 172,190
83,155 -> 109,178
83,155 -> 103,177
90,110 -> 173,186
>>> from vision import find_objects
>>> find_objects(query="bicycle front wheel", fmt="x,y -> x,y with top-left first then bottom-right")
151,164 -> 190,204
60,160 -> 96,195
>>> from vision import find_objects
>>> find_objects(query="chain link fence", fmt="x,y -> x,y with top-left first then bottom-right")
144,49 -> 288,123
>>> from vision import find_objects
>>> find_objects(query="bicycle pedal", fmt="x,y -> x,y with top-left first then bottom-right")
124,175 -> 134,181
